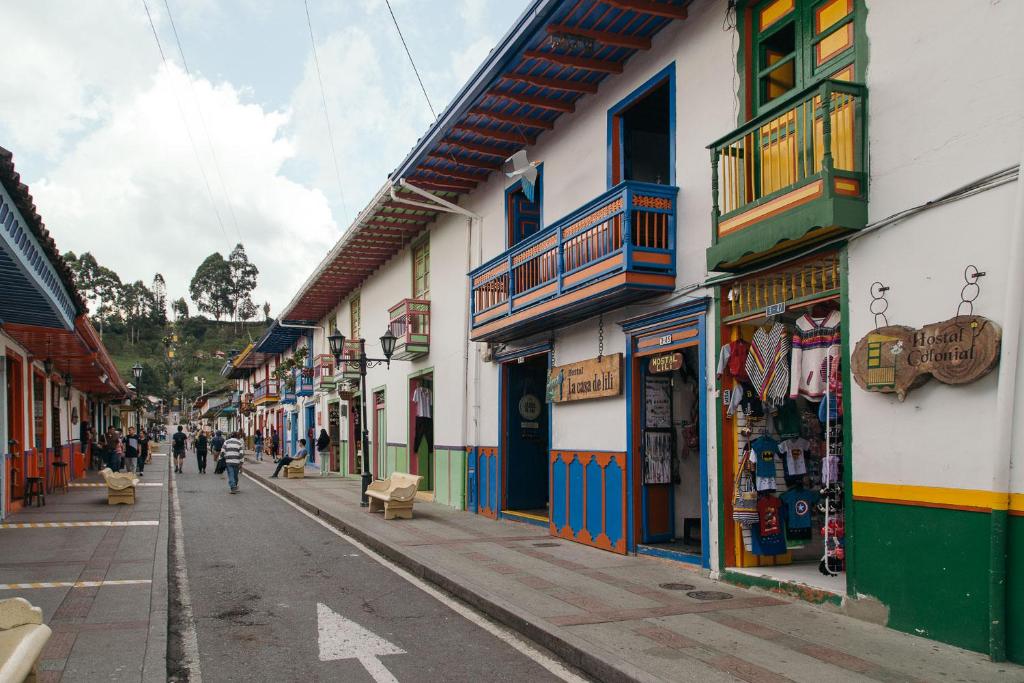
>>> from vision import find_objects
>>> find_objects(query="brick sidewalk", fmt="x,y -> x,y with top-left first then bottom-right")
243,458 -> 1021,683
0,450 -> 169,682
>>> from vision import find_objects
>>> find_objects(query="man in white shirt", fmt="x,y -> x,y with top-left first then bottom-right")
222,431 -> 244,494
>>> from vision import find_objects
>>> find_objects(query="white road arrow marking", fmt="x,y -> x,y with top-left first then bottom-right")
317,602 -> 405,682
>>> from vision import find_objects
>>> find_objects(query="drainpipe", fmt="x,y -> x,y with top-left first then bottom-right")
990,141 -> 1024,661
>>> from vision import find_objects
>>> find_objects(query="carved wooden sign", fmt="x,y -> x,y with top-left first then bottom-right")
547,353 -> 622,403
648,352 -> 683,374
852,315 -> 1000,401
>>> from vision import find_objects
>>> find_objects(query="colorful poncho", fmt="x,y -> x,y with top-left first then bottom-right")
745,322 -> 791,406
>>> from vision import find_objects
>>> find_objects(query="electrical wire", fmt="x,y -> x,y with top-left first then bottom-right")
384,0 -> 437,120
162,0 -> 243,243
303,0 -> 350,224
141,0 -> 229,243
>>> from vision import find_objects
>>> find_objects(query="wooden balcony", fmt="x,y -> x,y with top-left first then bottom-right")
334,341 -> 363,385
281,374 -> 297,404
296,367 -> 315,396
707,80 -> 867,272
469,180 -> 677,342
253,380 -> 279,405
313,354 -> 336,393
388,299 -> 430,360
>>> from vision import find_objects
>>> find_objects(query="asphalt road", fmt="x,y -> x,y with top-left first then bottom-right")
169,458 -> 573,682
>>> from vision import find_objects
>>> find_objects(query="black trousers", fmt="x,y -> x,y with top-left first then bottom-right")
196,450 -> 208,472
137,451 -> 147,473
272,457 -> 295,477
414,416 -> 433,453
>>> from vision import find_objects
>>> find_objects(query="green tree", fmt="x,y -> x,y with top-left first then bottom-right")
64,251 -> 122,323
263,301 -> 271,320
171,297 -> 189,320
151,274 -> 168,324
237,297 -> 258,324
227,243 -> 259,322
189,253 -> 233,321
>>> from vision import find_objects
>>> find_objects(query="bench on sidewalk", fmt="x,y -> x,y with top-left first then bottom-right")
99,468 -> 139,505
0,597 -> 52,683
283,457 -> 307,479
366,472 -> 423,520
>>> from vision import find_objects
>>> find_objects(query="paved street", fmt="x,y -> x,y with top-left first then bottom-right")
169,451 -> 579,682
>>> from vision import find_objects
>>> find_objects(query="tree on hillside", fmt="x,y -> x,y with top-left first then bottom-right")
189,253 -> 233,321
237,297 -> 258,325
227,243 -> 259,324
117,280 -> 160,344
63,251 -> 122,323
263,301 -> 271,320
151,274 -> 168,324
172,297 -> 189,321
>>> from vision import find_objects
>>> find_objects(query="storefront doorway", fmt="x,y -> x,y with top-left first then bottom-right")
719,252 -> 847,594
304,403 -> 316,464
409,373 -> 434,492
501,354 -> 549,525
348,394 -> 362,475
373,390 -> 386,479
327,401 -> 341,473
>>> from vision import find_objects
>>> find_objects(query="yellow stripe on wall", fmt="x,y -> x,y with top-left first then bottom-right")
853,482 -> 1024,512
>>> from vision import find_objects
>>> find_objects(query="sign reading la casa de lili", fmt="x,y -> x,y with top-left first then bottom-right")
852,315 -> 1001,401
547,353 -> 621,403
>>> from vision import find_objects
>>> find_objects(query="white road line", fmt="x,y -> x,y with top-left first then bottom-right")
170,468 -> 202,681
0,521 -> 159,529
0,579 -> 152,590
69,483 -> 164,487
244,474 -> 586,683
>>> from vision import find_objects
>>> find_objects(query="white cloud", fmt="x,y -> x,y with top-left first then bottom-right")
31,65 -> 337,315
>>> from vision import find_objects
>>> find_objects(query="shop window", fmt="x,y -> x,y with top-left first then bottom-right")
608,64 -> 674,187
505,165 -> 543,248
412,240 -> 430,300
749,0 -> 859,114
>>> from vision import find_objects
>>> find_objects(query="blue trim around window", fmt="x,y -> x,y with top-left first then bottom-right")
606,63 -> 676,189
504,163 -> 544,249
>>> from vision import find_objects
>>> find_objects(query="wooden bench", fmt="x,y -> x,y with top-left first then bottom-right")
283,457 -> 307,479
0,598 -> 52,682
99,468 -> 138,505
366,472 -> 423,520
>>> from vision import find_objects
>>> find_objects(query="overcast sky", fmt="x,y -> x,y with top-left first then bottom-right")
0,0 -> 528,315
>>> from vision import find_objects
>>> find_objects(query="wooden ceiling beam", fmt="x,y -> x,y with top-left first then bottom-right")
453,123 -> 535,146
487,88 -> 576,114
405,179 -> 473,193
415,166 -> 489,183
442,137 -> 515,158
545,23 -> 652,50
426,152 -> 501,171
469,107 -> 555,130
523,49 -> 624,74
604,0 -> 688,20
502,73 -> 598,94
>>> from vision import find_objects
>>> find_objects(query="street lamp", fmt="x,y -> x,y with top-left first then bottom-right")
327,328 -> 397,506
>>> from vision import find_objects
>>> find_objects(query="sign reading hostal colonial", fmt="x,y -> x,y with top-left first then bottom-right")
547,353 -> 621,403
852,315 -> 1000,401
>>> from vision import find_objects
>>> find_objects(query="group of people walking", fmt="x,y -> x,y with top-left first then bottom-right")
170,425 -> 246,493
90,425 -> 152,476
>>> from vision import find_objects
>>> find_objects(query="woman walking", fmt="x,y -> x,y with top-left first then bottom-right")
104,427 -> 121,471
124,427 -> 139,473
254,430 -> 264,462
137,429 -> 150,477
195,430 -> 209,474
270,427 -> 280,463
316,429 -> 331,470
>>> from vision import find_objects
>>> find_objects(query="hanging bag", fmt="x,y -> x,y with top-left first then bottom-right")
731,445 -> 759,526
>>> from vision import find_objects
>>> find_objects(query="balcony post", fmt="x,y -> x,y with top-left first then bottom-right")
506,252 -> 515,314
622,185 -> 634,270
710,148 -> 720,244
820,81 -> 835,176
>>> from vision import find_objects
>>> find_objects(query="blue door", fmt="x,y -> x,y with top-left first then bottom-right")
505,356 -> 548,512
290,414 -> 298,457
305,404 -> 316,464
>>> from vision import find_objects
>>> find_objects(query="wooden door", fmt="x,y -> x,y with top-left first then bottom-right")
373,391 -> 385,479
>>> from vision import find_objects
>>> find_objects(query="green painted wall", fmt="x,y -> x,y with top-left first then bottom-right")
1009,514 -> 1024,663
432,448 -> 466,510
853,500 -> 994,657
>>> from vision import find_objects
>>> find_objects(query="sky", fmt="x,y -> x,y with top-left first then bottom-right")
0,0 -> 529,315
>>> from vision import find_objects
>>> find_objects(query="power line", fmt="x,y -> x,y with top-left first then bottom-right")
141,0 -> 229,242
162,0 -> 244,244
384,0 -> 437,120
302,0 -> 349,224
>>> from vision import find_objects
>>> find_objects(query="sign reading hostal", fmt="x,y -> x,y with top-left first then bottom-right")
547,353 -> 622,403
648,352 -> 683,374
852,315 -> 1000,401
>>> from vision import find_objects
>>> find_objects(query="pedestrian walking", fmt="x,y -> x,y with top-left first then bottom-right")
271,438 -> 307,478
137,429 -> 150,477
316,428 -> 331,468
124,427 -> 139,473
254,430 -> 264,462
195,431 -> 209,474
211,430 -> 226,477
223,431 -> 244,493
270,427 -> 280,462
103,427 -> 120,471
171,425 -> 187,473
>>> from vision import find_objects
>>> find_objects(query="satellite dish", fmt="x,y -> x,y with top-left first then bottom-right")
503,150 -> 539,201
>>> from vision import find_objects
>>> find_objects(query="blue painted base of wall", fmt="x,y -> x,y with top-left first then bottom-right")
501,510 -> 549,529
637,544 -> 702,566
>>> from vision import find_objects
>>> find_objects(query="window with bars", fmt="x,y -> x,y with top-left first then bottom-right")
413,241 -> 430,300
350,295 -> 361,341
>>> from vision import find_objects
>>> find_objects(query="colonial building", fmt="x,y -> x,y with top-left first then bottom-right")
0,146 -> 130,519
233,0 -> 1023,663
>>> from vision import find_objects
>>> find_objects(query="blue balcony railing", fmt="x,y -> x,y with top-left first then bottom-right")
296,367 -> 314,396
469,180 -> 677,342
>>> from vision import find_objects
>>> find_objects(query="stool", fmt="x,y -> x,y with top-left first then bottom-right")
23,477 -> 45,508
50,462 -> 69,494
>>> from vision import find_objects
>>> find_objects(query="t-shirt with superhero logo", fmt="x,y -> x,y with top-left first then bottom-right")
750,435 -> 779,491
778,437 -> 810,482
753,495 -> 787,555
779,487 -> 820,541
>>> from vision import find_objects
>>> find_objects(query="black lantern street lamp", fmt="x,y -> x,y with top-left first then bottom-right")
327,328 -> 397,506
131,363 -> 143,430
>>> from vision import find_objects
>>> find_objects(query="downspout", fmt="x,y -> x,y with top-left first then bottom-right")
990,137 -> 1024,662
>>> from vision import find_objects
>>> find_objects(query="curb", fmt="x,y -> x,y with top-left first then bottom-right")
246,467 -> 657,683
142,450 -> 170,682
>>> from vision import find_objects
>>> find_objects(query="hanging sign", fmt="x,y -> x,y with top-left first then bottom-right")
546,353 -> 621,403
648,352 -> 683,374
852,315 -> 1000,401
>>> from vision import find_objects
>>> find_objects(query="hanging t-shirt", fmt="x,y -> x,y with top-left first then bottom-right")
717,340 -> 750,384
753,496 -> 787,555
777,437 -> 810,480
822,454 -> 840,485
774,400 -> 801,439
779,487 -> 820,541
412,385 -> 432,418
750,435 -> 779,492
